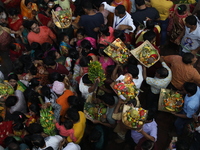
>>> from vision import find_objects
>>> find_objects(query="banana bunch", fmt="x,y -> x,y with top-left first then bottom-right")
40,106 -> 56,136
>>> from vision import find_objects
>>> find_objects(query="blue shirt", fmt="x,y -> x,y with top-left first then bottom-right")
183,87 -> 200,118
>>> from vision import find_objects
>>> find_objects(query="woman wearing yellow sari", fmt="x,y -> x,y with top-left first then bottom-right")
20,0 -> 38,19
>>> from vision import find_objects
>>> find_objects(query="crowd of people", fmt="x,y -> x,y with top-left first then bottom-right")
0,0 -> 200,150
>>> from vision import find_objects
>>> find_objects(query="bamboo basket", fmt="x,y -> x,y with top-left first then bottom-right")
158,88 -> 184,113
122,105 -> 148,130
52,9 -> 72,29
130,40 -> 160,68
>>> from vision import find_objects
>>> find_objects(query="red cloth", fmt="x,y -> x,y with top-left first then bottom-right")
46,63 -> 69,75
8,14 -> 23,31
0,121 -> 13,147
37,13 -> 51,26
9,44 -> 25,62
1,0 -> 21,9
27,26 -> 56,45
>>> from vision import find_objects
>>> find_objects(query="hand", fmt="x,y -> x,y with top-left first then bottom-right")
92,119 -> 101,124
118,98 -> 125,105
146,17 -> 151,21
137,128 -> 143,133
159,56 -> 164,62
193,114 -> 198,122
117,25 -> 129,31
171,111 -> 176,115
53,119 -> 57,123
174,37 -> 181,45
191,50 -> 197,55
95,78 -> 100,83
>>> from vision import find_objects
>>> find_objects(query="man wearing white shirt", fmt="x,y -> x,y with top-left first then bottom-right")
101,2 -> 136,34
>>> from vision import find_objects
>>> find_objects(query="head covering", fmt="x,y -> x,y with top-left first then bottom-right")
52,81 -> 65,95
63,143 -> 81,150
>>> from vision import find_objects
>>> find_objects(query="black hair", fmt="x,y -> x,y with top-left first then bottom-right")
31,134 -> 45,148
98,44 -> 108,57
141,140 -> 154,150
24,88 -> 41,104
146,110 -> 155,121
82,1 -> 93,10
89,128 -> 102,142
4,137 -> 17,147
13,121 -> 24,131
183,82 -> 197,96
0,6 -> 6,13
63,118 -> 73,129
82,74 -> 93,85
31,42 -> 41,51
8,142 -> 20,150
41,42 -> 53,53
8,8 -> 19,16
46,50 -> 57,60
127,65 -> 139,78
176,140 -> 190,150
79,56 -> 90,67
126,98 -> 137,107
13,60 -> 24,74
135,0 -> 145,6
100,93 -> 115,106
66,108 -> 80,123
185,15 -> 197,26
68,95 -> 79,107
5,96 -> 18,108
29,103 -> 40,115
43,56 -> 56,66
9,111 -> 28,123
146,20 -> 155,30
182,53 -> 195,64
25,0 -> 33,6
77,28 -> 86,36
115,5 -> 126,15
44,147 -> 54,150
196,10 -> 200,20
8,73 -> 19,81
34,49 -> 44,60
26,123 -> 43,134
58,33 -> 69,43
128,56 -> 138,65
99,24 -> 110,36
81,39 -> 92,50
23,20 -> 37,31
48,72 -> 65,83
41,85 -> 52,99
143,31 -> 156,42
10,43 -> 17,51
29,78 -> 40,88
0,116 -> 3,122
177,4 -> 187,15
106,65 -> 116,76
114,30 -> 125,42
156,67 -> 168,78
68,48 -> 79,60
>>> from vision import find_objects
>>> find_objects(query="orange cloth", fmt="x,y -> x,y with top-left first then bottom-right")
27,26 -> 56,45
164,55 -> 200,90
56,90 -> 74,117
20,0 -> 38,19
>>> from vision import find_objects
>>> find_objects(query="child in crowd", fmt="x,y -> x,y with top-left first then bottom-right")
54,118 -> 77,142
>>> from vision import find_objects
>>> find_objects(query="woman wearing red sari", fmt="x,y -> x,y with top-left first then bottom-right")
8,9 -> 23,31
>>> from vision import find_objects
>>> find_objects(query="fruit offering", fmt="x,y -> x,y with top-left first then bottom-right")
0,83 -> 14,98
131,40 -> 160,67
162,89 -> 184,112
52,9 -> 72,29
40,106 -> 56,136
158,89 -> 184,112
84,102 -> 107,122
122,106 -> 148,129
104,38 -> 130,64
88,61 -> 106,86
112,73 -> 138,101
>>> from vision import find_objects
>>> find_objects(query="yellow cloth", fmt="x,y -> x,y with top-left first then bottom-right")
135,25 -> 161,45
67,111 -> 86,144
20,0 -> 38,19
151,0 -> 173,21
